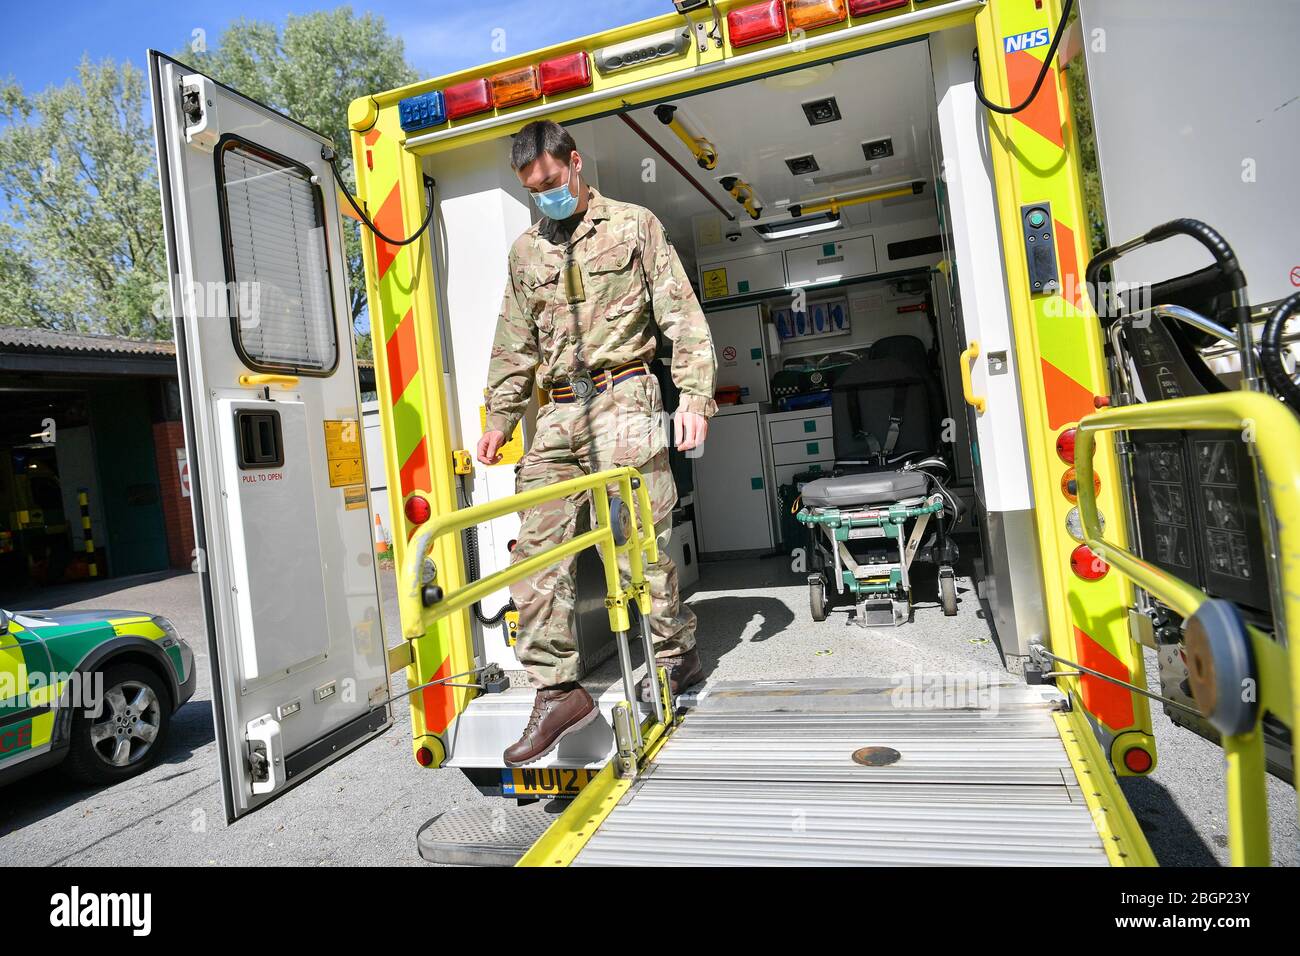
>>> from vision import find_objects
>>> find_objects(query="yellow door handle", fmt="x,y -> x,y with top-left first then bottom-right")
239,373 -> 300,389
960,341 -> 986,414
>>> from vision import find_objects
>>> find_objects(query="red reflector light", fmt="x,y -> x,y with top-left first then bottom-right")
540,51 -> 592,95
788,0 -> 848,31
1056,428 -> 1077,464
444,77 -> 494,120
507,538 -> 518,553
1122,746 -> 1153,774
490,65 -> 542,108
415,747 -> 434,767
1070,544 -> 1108,581
404,495 -> 432,525
727,0 -> 787,48
848,0 -> 908,14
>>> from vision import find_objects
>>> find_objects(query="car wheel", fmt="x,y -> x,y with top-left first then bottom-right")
62,663 -> 172,785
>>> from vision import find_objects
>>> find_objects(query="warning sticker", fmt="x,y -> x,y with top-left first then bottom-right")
480,406 -> 524,465
343,485 -> 368,511
702,267 -> 729,300
323,420 -> 364,489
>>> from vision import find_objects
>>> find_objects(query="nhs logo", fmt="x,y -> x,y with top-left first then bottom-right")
1004,28 -> 1051,53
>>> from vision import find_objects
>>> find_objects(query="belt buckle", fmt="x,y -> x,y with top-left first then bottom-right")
570,368 -> 596,403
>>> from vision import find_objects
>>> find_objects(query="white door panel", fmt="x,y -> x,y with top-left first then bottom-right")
149,52 -> 389,823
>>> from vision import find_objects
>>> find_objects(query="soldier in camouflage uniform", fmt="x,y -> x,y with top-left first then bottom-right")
477,120 -> 717,766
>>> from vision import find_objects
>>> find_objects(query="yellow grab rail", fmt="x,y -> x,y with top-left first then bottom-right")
959,340 -> 986,414
399,466 -> 657,639
1074,391 -> 1299,866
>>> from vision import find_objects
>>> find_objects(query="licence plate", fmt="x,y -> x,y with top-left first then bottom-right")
501,767 -> 598,797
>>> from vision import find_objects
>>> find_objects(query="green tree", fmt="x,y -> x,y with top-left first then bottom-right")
0,58 -> 168,337
189,6 -> 418,356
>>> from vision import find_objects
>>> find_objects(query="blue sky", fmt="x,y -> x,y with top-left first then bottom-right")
0,0 -> 669,93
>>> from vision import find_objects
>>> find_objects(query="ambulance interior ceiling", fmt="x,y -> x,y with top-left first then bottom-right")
576,39 -> 939,278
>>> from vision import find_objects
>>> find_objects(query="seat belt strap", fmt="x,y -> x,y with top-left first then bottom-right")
883,383 -> 907,456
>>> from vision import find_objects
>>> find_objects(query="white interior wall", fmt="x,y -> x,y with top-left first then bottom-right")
425,140 -> 536,669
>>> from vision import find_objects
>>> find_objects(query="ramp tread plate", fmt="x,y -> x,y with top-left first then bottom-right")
417,803 -> 562,867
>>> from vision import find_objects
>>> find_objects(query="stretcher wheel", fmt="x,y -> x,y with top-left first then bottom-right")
939,569 -> 958,616
609,497 -> 630,547
809,575 -> 828,622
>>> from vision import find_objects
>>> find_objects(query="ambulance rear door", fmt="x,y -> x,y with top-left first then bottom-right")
149,51 -> 390,823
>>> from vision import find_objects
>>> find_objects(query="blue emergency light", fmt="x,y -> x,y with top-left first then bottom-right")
398,91 -> 447,133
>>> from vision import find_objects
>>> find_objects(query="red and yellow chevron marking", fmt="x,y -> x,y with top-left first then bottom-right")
976,0 -> 1154,769
349,100 -> 476,762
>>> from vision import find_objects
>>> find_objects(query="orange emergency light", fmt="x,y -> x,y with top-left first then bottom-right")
787,0 -> 849,31
490,65 -> 542,108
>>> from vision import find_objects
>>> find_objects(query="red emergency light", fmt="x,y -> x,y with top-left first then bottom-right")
1055,427 -> 1077,464
404,494 -> 432,525
1122,746 -> 1153,774
848,0 -> 909,15
540,51 -> 592,95
727,0 -> 787,48
1070,544 -> 1109,581
444,77 -> 494,120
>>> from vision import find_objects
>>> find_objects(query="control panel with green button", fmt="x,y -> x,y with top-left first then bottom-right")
1020,202 -> 1059,295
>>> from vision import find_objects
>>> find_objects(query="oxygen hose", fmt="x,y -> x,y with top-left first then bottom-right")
455,476 -> 515,629
1260,292 -> 1300,413
463,523 -> 515,627
322,146 -> 436,247
973,0 -> 1075,115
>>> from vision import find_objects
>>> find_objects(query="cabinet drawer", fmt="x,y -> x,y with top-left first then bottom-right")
775,460 -> 834,488
768,414 -> 834,444
772,438 -> 832,465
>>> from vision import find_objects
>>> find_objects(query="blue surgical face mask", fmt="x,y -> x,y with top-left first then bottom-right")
531,167 -> 580,220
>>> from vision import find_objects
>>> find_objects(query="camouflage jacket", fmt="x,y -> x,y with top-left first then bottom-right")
484,187 -> 717,437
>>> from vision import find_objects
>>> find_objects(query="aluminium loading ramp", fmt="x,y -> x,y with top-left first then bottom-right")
547,676 -> 1143,866
420,675 -> 1151,866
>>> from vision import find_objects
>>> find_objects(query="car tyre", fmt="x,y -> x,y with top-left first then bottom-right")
62,663 -> 172,785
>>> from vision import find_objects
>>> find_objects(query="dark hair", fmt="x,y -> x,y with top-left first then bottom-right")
510,120 -> 578,171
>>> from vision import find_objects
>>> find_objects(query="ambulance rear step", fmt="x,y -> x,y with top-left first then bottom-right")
441,682 -> 705,780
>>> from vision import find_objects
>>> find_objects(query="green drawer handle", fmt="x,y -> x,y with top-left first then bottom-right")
803,420 -> 817,433
806,442 -> 819,455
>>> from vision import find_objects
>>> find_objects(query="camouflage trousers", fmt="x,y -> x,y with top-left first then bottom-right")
510,373 -> 696,688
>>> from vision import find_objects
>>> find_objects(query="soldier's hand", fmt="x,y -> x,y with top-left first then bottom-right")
673,411 -> 708,453
477,430 -> 506,465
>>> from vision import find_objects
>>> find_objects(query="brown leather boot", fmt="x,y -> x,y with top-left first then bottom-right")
503,684 -> 598,767
638,649 -> 703,703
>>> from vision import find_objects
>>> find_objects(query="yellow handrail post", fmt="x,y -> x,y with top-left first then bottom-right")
1224,730 -> 1269,867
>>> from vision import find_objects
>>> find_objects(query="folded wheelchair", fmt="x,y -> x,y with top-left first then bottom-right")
796,335 -> 963,627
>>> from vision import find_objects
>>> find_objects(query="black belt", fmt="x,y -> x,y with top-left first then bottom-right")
550,362 -> 648,403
